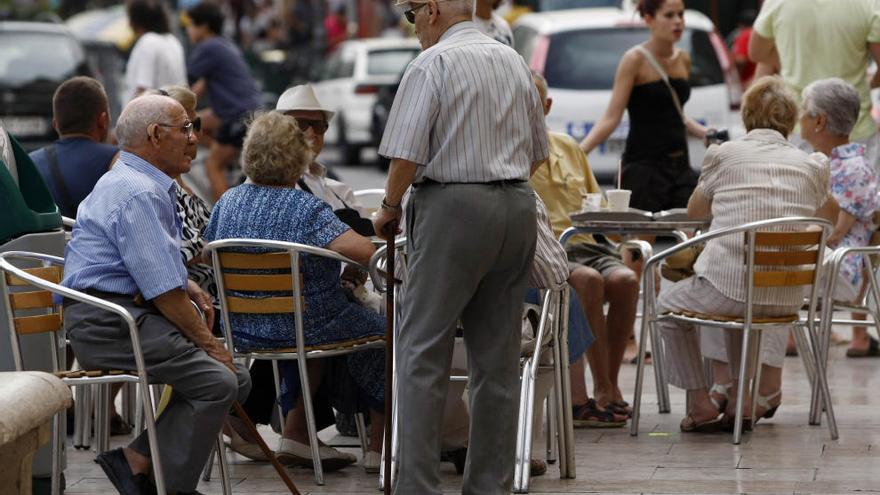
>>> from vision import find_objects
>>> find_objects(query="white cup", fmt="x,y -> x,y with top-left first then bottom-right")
581,193 -> 603,212
606,189 -> 631,212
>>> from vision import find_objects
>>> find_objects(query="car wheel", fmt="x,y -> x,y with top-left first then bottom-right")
337,114 -> 361,165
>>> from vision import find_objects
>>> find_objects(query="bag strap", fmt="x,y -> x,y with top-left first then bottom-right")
44,144 -> 75,216
635,45 -> 687,125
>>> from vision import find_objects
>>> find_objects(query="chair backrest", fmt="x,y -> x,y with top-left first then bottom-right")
353,189 -> 386,217
205,238 -> 363,353
749,230 -> 823,288
0,253 -> 64,372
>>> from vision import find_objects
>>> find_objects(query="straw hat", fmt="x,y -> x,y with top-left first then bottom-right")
275,84 -> 335,122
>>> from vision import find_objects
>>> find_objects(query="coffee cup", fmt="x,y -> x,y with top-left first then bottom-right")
606,189 -> 631,212
581,193 -> 603,212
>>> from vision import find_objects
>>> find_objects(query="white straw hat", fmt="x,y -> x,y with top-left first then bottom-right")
275,84 -> 335,122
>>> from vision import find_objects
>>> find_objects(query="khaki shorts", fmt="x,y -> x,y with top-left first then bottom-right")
566,242 -> 626,276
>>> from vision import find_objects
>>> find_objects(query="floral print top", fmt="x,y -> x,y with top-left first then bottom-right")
829,143 -> 879,294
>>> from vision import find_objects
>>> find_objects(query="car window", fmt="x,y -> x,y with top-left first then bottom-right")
319,50 -> 355,80
543,27 -> 724,90
367,49 -> 419,76
0,31 -> 84,86
513,26 -> 539,63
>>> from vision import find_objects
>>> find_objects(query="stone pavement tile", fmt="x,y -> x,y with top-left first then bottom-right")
651,467 -> 816,482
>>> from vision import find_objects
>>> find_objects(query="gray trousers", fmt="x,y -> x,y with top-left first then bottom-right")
394,182 -> 536,495
64,294 -> 251,492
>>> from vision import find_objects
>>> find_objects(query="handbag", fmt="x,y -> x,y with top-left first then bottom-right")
660,244 -> 704,282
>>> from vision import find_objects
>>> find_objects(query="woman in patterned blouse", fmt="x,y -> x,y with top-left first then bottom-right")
801,78 -> 880,357
205,112 -> 386,472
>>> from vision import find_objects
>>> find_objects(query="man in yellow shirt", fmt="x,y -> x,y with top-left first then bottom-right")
530,72 -> 639,421
749,0 -> 880,167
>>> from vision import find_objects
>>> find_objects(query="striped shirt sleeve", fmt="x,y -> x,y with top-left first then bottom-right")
113,190 -> 188,300
527,82 -> 550,163
378,65 -> 439,165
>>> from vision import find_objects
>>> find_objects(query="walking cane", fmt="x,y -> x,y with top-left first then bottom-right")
383,222 -> 398,495
232,401 -> 300,494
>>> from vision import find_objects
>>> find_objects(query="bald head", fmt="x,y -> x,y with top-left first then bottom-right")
116,94 -> 186,148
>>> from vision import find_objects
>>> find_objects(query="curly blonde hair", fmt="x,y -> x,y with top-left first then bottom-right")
741,76 -> 799,137
242,112 -> 312,186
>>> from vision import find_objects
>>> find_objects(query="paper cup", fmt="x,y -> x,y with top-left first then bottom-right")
581,193 -> 603,212
606,189 -> 631,212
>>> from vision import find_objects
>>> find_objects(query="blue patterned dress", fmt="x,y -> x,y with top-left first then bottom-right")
204,183 -> 385,410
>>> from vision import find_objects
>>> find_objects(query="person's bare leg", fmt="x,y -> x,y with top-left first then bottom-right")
282,360 -> 325,444
684,388 -> 721,427
123,447 -> 151,475
568,267 -> 613,406
206,142 -> 239,201
568,357 -> 589,406
604,267 -> 639,404
849,313 -> 871,352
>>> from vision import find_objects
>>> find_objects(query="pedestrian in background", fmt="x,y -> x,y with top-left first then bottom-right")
578,0 -> 710,212
124,0 -> 187,103
373,0 -> 548,492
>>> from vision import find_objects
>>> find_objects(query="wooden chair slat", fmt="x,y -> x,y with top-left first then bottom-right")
754,231 -> 821,246
222,273 -> 300,291
218,251 -> 291,269
753,250 -> 819,266
753,270 -> 815,287
5,266 -> 62,286
226,296 -> 304,314
249,335 -> 384,353
14,313 -> 62,335
9,291 -> 55,310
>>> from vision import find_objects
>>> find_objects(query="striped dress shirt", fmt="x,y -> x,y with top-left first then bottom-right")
378,21 -> 549,183
693,129 -> 830,306
62,151 -> 188,300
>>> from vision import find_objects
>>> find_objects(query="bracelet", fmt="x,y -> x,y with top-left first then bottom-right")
380,198 -> 401,212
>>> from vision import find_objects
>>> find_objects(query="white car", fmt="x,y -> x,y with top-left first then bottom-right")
312,37 -> 422,164
513,8 -> 743,182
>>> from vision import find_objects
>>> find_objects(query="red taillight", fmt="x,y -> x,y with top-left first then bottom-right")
529,35 -> 550,73
355,85 -> 379,95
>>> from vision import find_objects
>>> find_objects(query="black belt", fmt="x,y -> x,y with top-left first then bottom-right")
414,178 -> 527,188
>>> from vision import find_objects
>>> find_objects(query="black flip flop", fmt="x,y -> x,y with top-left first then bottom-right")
846,336 -> 880,358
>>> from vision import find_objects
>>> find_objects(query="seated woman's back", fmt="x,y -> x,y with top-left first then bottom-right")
694,129 -> 830,307
205,183 -> 355,349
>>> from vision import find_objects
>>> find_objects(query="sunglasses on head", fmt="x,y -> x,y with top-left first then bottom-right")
295,118 -> 329,134
404,2 -> 428,23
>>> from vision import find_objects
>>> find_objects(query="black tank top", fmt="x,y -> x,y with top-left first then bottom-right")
623,78 -> 690,162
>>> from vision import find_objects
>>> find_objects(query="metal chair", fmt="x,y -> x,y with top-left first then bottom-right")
205,238 -> 384,486
0,251 -> 167,495
353,189 -> 387,217
630,217 -> 838,444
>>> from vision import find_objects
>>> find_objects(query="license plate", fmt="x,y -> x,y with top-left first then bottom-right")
3,116 -> 50,137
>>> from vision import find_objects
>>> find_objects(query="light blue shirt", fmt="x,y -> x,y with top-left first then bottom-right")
62,151 -> 188,300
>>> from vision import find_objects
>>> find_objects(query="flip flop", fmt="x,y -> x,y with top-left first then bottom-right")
573,399 -> 627,428
608,400 -> 633,418
846,336 -> 880,358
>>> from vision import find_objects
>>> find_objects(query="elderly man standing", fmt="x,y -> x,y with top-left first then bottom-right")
372,0 -> 548,492
62,95 -> 251,495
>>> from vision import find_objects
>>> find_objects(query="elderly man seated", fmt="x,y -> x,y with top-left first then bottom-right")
62,95 -> 251,495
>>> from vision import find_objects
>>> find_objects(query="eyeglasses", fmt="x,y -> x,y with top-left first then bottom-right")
295,118 -> 329,134
404,2 -> 428,23
156,121 -> 195,138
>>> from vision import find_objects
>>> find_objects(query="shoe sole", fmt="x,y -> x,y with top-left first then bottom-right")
573,419 -> 626,428
275,451 -> 355,472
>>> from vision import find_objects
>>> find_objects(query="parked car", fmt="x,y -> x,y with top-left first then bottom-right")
312,37 -> 422,164
513,8 -> 743,182
0,21 -> 94,151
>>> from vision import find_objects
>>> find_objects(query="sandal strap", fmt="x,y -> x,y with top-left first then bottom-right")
708,382 -> 734,410
756,389 -> 782,409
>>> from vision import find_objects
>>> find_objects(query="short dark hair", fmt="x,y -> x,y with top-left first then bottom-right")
187,2 -> 224,35
636,0 -> 667,18
52,77 -> 109,135
127,0 -> 171,34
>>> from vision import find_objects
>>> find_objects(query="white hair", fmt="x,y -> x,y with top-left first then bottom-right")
802,78 -> 861,138
115,95 -> 182,148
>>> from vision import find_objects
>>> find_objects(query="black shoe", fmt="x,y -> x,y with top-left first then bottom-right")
94,448 -> 154,495
440,447 -> 467,474
111,413 -> 133,436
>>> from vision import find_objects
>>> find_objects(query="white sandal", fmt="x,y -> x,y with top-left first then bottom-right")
708,382 -> 734,412
755,390 -> 782,424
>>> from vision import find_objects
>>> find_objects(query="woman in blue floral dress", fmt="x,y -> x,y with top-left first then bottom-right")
205,112 -> 385,471
801,78 -> 880,357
